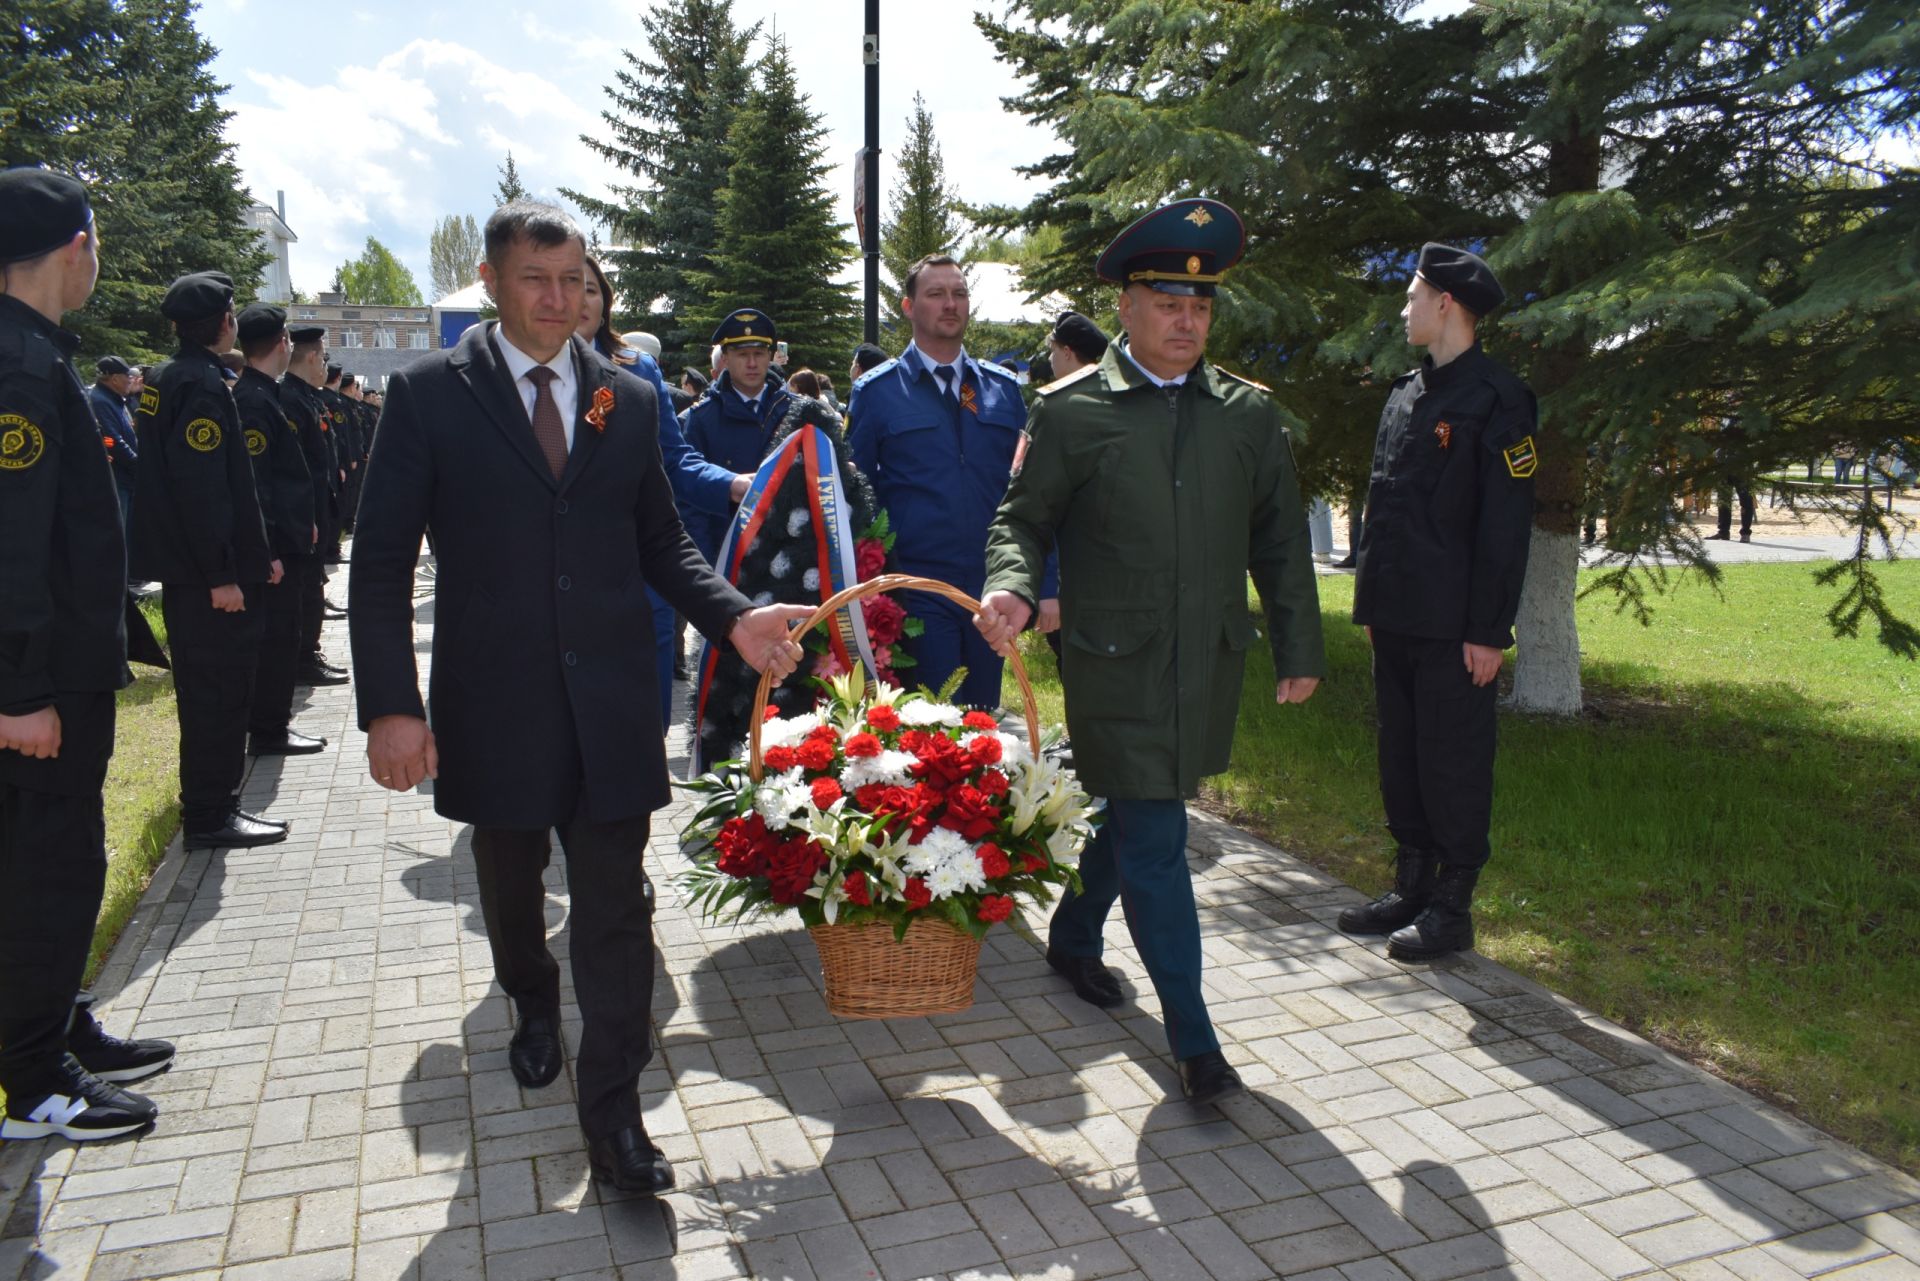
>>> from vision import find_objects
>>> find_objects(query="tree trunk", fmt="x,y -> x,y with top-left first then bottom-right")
1510,527 -> 1583,715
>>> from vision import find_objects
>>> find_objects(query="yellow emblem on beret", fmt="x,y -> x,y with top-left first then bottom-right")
1503,434 -> 1538,479
186,418 -> 222,452
138,387 -> 161,417
0,415 -> 47,470
1185,207 -> 1213,227
245,428 -> 268,457
1186,255 -> 1202,276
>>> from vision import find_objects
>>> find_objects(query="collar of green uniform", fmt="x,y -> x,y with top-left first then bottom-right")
1098,343 -> 1224,398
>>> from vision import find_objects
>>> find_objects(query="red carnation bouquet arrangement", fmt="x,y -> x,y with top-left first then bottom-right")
680,668 -> 1094,941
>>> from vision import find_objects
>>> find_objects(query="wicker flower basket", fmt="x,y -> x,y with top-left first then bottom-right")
751,574 -> 1041,1020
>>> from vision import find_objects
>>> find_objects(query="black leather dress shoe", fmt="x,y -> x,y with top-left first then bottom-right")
250,729 -> 327,756
588,1125 -> 674,1194
234,809 -> 288,831
1046,950 -> 1123,1009
184,813 -> 288,850
298,661 -> 350,687
508,1012 -> 563,1088
1178,1050 -> 1244,1106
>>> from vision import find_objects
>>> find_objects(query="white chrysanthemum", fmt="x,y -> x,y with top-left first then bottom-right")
897,700 -> 963,728
751,591 -> 774,607
926,859 -> 979,900
903,826 -> 970,876
752,768 -> 809,826
786,508 -> 811,537
803,568 -> 820,591
759,712 -> 822,749
770,550 -> 793,579
841,748 -> 917,791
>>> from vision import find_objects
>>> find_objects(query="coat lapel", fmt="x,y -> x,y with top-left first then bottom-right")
559,336 -> 607,494
450,323 -> 560,491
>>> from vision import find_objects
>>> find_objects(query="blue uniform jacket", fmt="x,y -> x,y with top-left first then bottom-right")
87,383 -> 138,484
678,372 -> 794,563
847,343 -> 1054,597
596,343 -> 737,524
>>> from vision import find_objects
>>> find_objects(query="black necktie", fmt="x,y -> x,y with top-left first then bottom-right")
933,366 -> 956,399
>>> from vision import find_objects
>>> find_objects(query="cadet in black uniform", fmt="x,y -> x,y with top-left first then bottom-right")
129,271 -> 286,850
1343,243 -> 1536,961
233,303 -> 327,755
282,328 -> 353,656
1,168 -> 173,1142
318,366 -> 350,564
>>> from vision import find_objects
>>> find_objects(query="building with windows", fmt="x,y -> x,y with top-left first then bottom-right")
290,294 -> 440,387
244,196 -> 298,304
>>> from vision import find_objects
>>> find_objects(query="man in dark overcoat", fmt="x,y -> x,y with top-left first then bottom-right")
349,200 -> 805,1194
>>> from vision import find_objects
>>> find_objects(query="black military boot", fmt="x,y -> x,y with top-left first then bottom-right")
1387,864 -> 1480,961
1337,849 -> 1436,937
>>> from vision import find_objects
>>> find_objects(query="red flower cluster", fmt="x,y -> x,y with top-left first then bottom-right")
863,594 -> 907,648
866,705 -> 900,732
715,812 -> 828,905
976,895 -> 1014,923
855,538 -> 888,581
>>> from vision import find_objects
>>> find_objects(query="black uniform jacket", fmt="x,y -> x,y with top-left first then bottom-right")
349,324 -> 753,828
281,376 -> 339,517
128,346 -> 273,587
1352,344 -> 1537,649
233,368 -> 315,560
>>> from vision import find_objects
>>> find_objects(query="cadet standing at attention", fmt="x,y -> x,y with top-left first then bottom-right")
1339,243 -> 1536,962
975,200 -> 1326,1106
130,271 -> 285,851
678,308 -> 793,567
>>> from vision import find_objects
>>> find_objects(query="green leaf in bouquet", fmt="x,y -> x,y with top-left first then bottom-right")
901,618 -> 925,639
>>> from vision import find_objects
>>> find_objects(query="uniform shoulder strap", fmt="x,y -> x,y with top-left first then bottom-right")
1036,364 -> 1099,396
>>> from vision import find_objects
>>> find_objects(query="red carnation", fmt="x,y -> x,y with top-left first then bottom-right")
844,732 -> 882,759
713,813 -> 773,879
940,784 -> 1002,840
796,738 -> 835,772
764,706 -> 783,722
978,769 -> 1010,798
808,724 -> 840,744
866,704 -> 900,732
763,745 -> 798,773
962,711 -> 999,732
853,782 -> 890,811
842,869 -> 871,906
1021,852 -> 1048,874
855,538 -> 888,581
909,736 -> 974,792
810,777 -> 844,809
904,876 -> 931,910
967,734 -> 1003,767
768,836 -> 829,904
862,594 -> 907,648
976,842 -> 1011,879
976,894 -> 1014,923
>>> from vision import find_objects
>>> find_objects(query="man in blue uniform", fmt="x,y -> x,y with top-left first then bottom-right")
1341,243 -> 1536,961
847,255 -> 1054,707
678,308 -> 793,566
88,355 -> 140,540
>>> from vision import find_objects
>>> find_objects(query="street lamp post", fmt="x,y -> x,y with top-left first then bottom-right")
862,0 -> 880,344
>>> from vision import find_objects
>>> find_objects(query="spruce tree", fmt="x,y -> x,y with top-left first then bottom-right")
496,153 -> 528,205
2,0 -> 268,359
684,36 -> 860,372
566,0 -> 758,366
979,0 -> 1919,708
881,93 -> 962,299
428,214 -> 483,300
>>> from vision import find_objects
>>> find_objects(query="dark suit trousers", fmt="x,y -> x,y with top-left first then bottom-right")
298,555 -> 327,658
163,585 -> 266,831
471,816 -> 656,1140
249,564 -> 307,736
1372,628 -> 1497,870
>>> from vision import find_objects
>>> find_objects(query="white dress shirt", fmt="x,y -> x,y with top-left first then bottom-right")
1118,339 -> 1188,388
494,326 -> 579,449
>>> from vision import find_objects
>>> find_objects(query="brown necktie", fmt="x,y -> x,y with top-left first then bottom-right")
525,365 -> 568,479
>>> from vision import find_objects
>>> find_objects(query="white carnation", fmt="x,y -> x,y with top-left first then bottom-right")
759,712 -> 822,749
897,700 -> 963,728
770,550 -> 793,579
751,591 -> 774,607
786,508 -> 811,537
841,749 -> 917,791
803,568 -> 820,591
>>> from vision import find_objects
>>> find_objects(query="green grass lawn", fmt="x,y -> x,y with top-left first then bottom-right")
1007,559 -> 1919,1172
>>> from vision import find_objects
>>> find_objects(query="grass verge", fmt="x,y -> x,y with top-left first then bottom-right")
1007,559 -> 1919,1172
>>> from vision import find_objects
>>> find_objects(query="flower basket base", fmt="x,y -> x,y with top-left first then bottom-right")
809,919 -> 981,1019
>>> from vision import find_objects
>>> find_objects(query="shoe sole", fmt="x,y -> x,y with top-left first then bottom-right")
184,832 -> 289,850
1184,1079 -> 1246,1107
86,1056 -> 174,1084
0,1115 -> 151,1142
589,1163 -> 675,1194
1046,958 -> 1125,1009
1387,942 -> 1472,962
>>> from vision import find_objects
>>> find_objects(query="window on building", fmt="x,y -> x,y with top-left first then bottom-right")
294,308 -> 318,320
341,310 -> 360,320
406,330 -> 431,349
338,330 -> 363,348
374,328 -> 398,348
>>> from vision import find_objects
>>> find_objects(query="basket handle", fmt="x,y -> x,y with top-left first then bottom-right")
748,573 -> 1041,782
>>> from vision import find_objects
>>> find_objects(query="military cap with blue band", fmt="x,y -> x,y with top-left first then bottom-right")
0,167 -> 94,265
160,271 -> 235,322
1095,198 -> 1246,297
712,308 -> 776,349
1415,242 -> 1505,316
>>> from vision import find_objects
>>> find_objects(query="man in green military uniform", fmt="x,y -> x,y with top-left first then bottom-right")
976,199 -> 1326,1105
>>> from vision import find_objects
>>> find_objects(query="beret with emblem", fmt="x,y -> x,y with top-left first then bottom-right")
712,308 -> 776,350
96,355 -> 132,376
0,166 -> 94,265
1095,198 -> 1245,297
1415,242 -> 1505,316
1050,311 -> 1110,363
288,324 -> 325,344
236,302 -> 287,344
160,271 -> 235,322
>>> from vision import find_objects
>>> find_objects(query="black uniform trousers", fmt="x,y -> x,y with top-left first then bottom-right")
298,556 -> 328,661
0,693 -> 113,1098
163,584 -> 267,831
1372,628 -> 1497,870
249,560 -> 309,737
470,815 -> 656,1141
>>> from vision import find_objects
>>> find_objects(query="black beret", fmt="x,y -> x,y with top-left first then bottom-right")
325,364 -> 342,380
851,343 -> 888,374
236,302 -> 287,344
712,308 -> 776,349
339,373 -> 357,389
160,271 -> 235,322
96,355 -> 132,376
0,167 -> 93,265
288,325 -> 325,345
1050,311 -> 1109,363
1416,242 -> 1505,316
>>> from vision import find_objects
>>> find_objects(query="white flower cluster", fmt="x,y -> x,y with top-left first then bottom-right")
786,508 -> 812,538
897,700 -> 963,728
752,768 -> 810,827
759,712 -> 822,749
901,827 -> 988,899
840,749 -> 918,791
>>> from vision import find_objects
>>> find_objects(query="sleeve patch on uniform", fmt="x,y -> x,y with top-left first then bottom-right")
1011,430 -> 1031,477
186,418 -> 223,452
0,415 -> 47,470
245,428 -> 268,457
137,387 -> 161,417
1502,434 -> 1537,479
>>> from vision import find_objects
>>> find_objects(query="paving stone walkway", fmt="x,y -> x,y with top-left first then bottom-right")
4,557 -> 1918,1281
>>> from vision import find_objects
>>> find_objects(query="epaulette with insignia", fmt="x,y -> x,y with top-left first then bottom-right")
977,359 -> 1019,382
1218,368 -> 1272,394
851,358 -> 898,393
1036,364 -> 1099,396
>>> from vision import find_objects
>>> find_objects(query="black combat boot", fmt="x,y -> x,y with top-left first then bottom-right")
1337,849 -> 1436,937
1387,864 -> 1480,961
